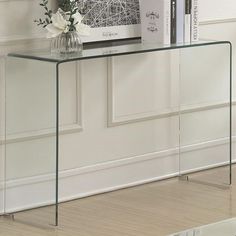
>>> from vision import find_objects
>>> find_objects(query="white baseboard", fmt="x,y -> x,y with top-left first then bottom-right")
0,136 -> 234,214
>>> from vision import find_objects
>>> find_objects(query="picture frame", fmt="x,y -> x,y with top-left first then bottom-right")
78,0 -> 141,43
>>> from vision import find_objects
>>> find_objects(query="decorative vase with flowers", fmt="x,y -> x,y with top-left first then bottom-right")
35,0 -> 90,54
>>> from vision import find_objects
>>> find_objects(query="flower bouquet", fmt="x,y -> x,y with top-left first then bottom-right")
35,0 -> 90,54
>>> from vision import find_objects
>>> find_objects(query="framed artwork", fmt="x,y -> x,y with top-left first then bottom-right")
78,0 -> 141,42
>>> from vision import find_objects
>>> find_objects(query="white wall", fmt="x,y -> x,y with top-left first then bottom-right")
0,0 -> 236,214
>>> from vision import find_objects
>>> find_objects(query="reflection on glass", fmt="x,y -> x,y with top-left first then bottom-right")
4,58 -> 57,226
179,43 -> 231,185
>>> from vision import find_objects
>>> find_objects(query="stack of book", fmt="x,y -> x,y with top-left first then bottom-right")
140,0 -> 199,44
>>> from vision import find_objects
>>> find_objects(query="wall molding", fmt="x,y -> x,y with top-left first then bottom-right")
109,100 -> 236,127
0,34 -> 49,47
1,135 -> 234,213
200,18 -> 236,25
0,61 -> 83,145
108,57 -> 235,127
7,135 -> 236,188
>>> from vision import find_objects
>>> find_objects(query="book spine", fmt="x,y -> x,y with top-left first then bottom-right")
140,0 -> 171,45
191,0 -> 199,42
176,0 -> 185,43
184,0 -> 191,42
163,0 -> 171,44
140,0 -> 159,43
171,0 -> 177,44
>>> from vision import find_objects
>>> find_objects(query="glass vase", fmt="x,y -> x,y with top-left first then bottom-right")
51,31 -> 83,54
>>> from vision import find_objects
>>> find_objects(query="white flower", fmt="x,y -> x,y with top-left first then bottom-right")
46,9 -> 91,38
73,12 -> 91,36
46,9 -> 70,38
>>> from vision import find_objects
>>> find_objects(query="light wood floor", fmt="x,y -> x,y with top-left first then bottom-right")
0,166 -> 235,236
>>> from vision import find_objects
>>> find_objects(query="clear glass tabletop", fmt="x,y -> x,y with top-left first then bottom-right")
169,218 -> 236,236
8,39 -> 231,63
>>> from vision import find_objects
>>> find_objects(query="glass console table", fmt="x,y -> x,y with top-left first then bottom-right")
1,39 -> 232,227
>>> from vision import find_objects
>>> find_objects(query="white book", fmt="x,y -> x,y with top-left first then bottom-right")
176,0 -> 185,43
140,0 -> 171,44
191,0 -> 199,42
184,0 -> 191,42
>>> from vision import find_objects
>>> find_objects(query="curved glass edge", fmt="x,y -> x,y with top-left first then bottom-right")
178,42 -> 232,186
7,39 -> 232,64
3,57 -> 58,227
